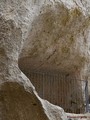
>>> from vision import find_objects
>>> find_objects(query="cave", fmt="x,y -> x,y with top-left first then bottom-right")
18,3 -> 90,113
18,57 -> 88,114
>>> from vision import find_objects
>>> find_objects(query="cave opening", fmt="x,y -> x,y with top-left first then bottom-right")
18,59 -> 89,114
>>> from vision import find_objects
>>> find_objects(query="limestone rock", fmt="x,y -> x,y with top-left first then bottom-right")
19,0 -> 90,80
0,0 -> 90,120
19,0 -> 90,114
0,0 -> 67,120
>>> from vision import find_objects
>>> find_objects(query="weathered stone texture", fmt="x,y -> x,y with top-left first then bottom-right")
19,0 -> 90,115
0,0 -> 90,120
0,0 -> 68,120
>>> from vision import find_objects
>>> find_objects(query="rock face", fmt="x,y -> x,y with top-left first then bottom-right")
0,0 -> 68,120
0,0 -> 90,120
19,0 -> 90,114
19,0 -> 90,77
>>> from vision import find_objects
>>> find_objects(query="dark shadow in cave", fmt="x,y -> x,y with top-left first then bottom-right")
18,57 -> 87,114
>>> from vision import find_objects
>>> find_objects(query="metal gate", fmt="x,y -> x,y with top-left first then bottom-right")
24,70 -> 89,113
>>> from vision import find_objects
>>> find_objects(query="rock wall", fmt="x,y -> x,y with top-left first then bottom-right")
19,0 -> 90,77
0,0 -> 90,120
0,0 -> 68,120
19,0 -> 90,114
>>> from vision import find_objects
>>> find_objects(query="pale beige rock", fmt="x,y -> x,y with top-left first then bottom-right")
0,0 -> 90,120
19,2 -> 90,76
0,0 -> 68,120
19,0 -> 90,114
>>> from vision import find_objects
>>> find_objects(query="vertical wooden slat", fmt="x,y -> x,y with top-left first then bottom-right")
55,74 -> 58,105
25,70 -> 87,114
42,73 -> 43,99
85,80 -> 89,112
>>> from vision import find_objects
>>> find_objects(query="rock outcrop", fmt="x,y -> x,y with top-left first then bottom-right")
19,0 -> 90,78
19,0 -> 90,114
0,0 -> 90,120
0,0 -> 68,120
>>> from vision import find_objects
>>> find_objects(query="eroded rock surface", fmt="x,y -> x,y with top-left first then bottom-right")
0,0 -> 68,120
0,0 -> 90,120
19,0 -> 90,78
19,0 -> 90,114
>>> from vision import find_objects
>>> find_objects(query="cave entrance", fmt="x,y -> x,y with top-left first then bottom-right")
20,68 -> 89,114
